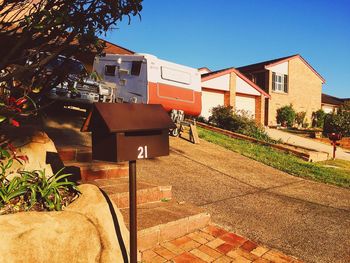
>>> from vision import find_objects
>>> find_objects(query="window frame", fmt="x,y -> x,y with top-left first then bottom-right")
272,72 -> 288,93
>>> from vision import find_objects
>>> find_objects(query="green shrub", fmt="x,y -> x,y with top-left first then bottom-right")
324,111 -> 350,136
276,105 -> 296,127
208,105 -> 275,143
209,105 -> 235,130
312,109 -> 326,128
341,101 -> 350,111
295,111 -> 306,127
302,122 -> 310,128
196,115 -> 207,123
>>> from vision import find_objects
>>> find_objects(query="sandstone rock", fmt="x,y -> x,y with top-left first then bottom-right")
7,131 -> 56,178
0,211 -> 101,263
66,184 -> 130,262
0,184 -> 129,263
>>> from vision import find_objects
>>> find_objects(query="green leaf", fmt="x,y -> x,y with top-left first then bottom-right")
33,24 -> 44,30
46,198 -> 55,210
0,116 -> 6,123
7,177 -> 19,193
29,186 -> 37,206
24,15 -> 31,24
1,149 -> 10,159
7,188 -> 27,201
5,159 -> 13,170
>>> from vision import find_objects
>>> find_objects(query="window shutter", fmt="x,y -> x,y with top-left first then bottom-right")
272,72 -> 276,91
284,74 -> 288,93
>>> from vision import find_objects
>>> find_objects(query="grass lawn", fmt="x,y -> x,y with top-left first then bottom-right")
320,159 -> 350,171
198,127 -> 350,188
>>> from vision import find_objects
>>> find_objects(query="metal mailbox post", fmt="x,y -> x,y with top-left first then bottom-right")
328,132 -> 342,159
82,103 -> 176,263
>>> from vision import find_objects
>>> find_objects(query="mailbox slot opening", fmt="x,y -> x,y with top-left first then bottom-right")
125,130 -> 162,137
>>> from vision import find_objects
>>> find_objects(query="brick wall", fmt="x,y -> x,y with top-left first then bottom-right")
267,57 -> 323,126
229,73 -> 237,108
255,95 -> 265,125
202,71 -> 265,124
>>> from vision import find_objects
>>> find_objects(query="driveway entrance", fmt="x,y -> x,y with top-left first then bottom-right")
138,137 -> 350,263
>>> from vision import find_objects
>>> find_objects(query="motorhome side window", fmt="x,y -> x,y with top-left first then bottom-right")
105,65 -> 116,76
131,61 -> 142,76
161,66 -> 191,85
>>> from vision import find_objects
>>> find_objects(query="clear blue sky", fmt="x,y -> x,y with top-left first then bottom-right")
105,0 -> 350,98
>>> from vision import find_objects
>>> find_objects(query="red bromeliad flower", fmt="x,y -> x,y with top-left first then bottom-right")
16,155 -> 29,163
7,143 -> 29,163
8,97 -> 16,105
16,97 -> 27,106
10,119 -> 20,127
7,143 -> 16,153
5,97 -> 27,114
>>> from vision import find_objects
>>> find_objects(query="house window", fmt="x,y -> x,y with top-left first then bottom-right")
272,72 -> 288,93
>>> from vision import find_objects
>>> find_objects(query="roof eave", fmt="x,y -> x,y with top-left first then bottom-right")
264,54 -> 326,84
201,68 -> 235,81
201,68 -> 271,99
234,69 -> 270,98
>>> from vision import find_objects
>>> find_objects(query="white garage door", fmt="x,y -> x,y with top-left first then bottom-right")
235,96 -> 256,118
201,91 -> 225,119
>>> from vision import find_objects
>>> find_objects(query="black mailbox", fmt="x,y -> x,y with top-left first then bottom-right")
82,103 -> 176,162
328,132 -> 342,142
82,102 -> 176,263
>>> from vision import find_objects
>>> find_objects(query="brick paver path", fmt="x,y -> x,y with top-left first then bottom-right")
142,225 -> 302,263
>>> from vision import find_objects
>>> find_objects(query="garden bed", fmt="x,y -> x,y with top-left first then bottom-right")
197,122 -> 329,162
316,137 -> 350,150
198,127 -> 350,188
280,128 -> 350,150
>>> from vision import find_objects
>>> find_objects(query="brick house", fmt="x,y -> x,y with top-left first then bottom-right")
200,67 -> 270,124
322,93 -> 350,114
237,55 -> 325,126
75,40 -> 134,72
321,93 -> 343,114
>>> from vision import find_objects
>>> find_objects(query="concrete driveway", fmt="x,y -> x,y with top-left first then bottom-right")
138,137 -> 350,263
266,128 -> 350,161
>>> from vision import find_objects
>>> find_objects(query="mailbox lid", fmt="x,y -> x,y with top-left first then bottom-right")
82,103 -> 176,133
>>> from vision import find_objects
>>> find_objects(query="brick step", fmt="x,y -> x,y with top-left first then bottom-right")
120,200 -> 211,252
89,178 -> 172,208
65,161 -> 129,182
57,146 -> 92,162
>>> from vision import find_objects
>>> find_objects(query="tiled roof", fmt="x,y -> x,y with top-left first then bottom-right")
237,55 -> 297,73
322,93 -> 343,106
201,67 -> 233,78
237,54 -> 325,84
101,39 -> 134,55
201,67 -> 270,98
71,38 -> 134,54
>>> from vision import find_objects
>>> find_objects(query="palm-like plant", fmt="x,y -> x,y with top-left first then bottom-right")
0,146 -> 79,214
0,177 -> 27,203
20,169 -> 79,211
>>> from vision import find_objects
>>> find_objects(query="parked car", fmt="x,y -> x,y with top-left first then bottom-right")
46,55 -> 116,106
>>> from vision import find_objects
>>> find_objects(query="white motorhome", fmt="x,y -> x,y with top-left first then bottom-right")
93,54 -> 202,116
